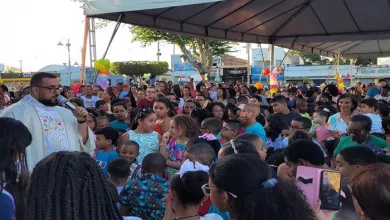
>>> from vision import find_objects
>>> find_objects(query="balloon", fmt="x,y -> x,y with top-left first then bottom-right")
254,82 -> 263,90
96,79 -> 109,89
262,68 -> 271,76
270,88 -> 279,95
72,83 -> 82,94
98,74 -> 109,79
272,67 -> 282,74
94,59 -> 110,71
320,83 -> 326,89
99,69 -> 110,75
269,73 -> 278,89
334,74 -> 341,80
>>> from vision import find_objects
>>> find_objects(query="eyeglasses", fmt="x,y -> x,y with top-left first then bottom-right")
201,184 -> 237,198
36,86 -> 62,93
146,91 -> 155,93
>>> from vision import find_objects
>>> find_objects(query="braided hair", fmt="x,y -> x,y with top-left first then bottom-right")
25,151 -> 122,220
0,117 -> 31,220
131,108 -> 155,130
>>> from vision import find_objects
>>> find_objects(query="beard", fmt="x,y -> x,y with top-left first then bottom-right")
38,96 -> 58,106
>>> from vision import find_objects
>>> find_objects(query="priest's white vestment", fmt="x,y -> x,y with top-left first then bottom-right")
0,95 -> 95,170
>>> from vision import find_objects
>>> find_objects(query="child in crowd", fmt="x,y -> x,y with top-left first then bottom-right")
184,143 -> 216,167
200,117 -> 223,139
239,104 -> 266,144
96,116 -> 110,129
161,114 -> 199,178
107,158 -> 131,208
118,109 -> 160,163
313,108 -> 333,148
265,114 -> 288,149
237,95 -> 248,108
182,143 -> 228,220
119,153 -> 168,220
153,98 -> 174,136
293,98 -> 310,119
358,98 -> 383,133
270,95 -> 301,127
96,100 -> 109,115
220,119 -> 242,144
382,116 -> 390,144
119,140 -> 142,180
335,146 -> 378,220
110,102 -> 129,131
235,134 -> 267,161
95,127 -> 120,177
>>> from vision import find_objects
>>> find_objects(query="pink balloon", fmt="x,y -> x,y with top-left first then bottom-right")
96,79 -> 109,89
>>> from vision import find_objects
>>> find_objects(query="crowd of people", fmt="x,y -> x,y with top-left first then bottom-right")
0,72 -> 390,220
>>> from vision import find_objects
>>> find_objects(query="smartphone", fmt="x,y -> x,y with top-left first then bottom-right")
319,170 -> 341,210
296,166 -> 321,207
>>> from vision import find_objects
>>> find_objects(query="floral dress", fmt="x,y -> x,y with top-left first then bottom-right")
166,138 -> 185,178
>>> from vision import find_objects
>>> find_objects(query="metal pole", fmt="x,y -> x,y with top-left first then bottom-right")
173,44 -> 175,55
157,41 -> 161,61
247,43 -> 250,86
19,60 -> 23,73
67,39 -> 71,86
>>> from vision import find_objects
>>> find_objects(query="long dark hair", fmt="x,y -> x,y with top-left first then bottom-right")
0,117 -> 31,220
25,151 -> 122,220
131,108 -> 155,130
209,154 -> 316,220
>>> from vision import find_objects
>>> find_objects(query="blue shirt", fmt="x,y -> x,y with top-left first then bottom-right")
366,86 -> 380,98
119,91 -> 129,99
208,204 -> 230,220
245,122 -> 266,144
0,190 -> 14,220
96,149 -> 119,176
110,120 -> 129,131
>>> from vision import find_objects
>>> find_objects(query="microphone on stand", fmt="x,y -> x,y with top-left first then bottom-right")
57,95 -> 76,111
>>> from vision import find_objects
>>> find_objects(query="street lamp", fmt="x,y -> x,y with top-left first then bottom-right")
57,39 -> 71,85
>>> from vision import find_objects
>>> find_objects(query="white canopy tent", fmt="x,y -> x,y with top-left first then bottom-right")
84,0 -> 390,58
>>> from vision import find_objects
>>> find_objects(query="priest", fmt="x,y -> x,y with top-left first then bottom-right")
0,72 -> 95,170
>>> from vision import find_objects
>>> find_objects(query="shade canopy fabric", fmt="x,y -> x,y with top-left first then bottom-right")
85,0 -> 390,58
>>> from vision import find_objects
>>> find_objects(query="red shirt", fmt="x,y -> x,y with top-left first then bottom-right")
137,98 -> 155,109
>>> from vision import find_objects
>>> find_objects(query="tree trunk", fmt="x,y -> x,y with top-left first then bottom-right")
177,39 -> 213,76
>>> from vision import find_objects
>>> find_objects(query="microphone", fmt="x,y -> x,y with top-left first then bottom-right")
57,95 -> 76,110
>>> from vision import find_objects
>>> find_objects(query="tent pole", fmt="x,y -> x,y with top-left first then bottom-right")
81,16 -> 89,85
247,43 -> 250,86
92,14 -> 123,84
102,14 -> 123,59
270,44 -> 275,85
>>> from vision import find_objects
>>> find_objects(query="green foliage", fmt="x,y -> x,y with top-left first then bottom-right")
111,61 -> 169,76
4,66 -> 21,73
355,58 -> 377,67
130,26 -> 233,74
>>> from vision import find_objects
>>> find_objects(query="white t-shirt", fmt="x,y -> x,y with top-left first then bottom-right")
363,113 -> 382,133
374,94 -> 390,103
80,96 -> 99,108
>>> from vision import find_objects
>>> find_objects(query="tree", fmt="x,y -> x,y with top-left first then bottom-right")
111,61 -> 169,76
4,66 -> 21,73
355,58 -> 377,67
130,26 -> 233,75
